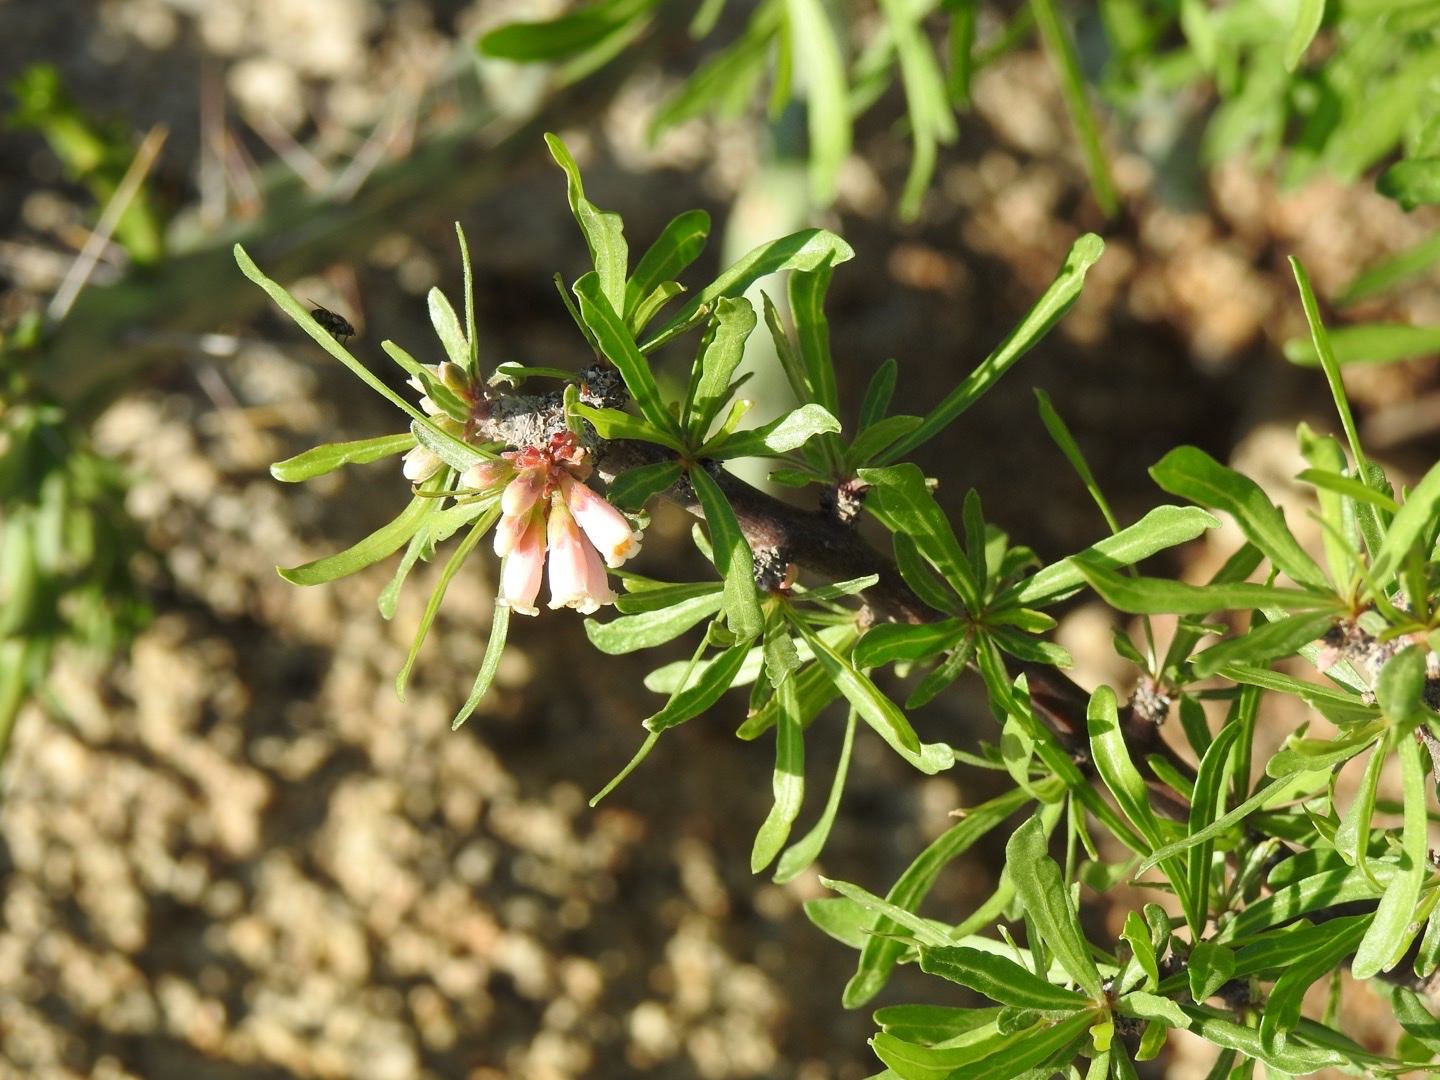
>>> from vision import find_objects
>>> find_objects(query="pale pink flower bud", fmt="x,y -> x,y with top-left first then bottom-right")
402,445 -> 442,482
498,512 -> 546,616
561,474 -> 642,568
462,459 -> 514,491
501,468 -> 545,518
546,496 -> 615,614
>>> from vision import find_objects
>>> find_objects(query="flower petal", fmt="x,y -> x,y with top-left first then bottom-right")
563,475 -> 642,568
546,496 -> 615,613
498,513 -> 546,616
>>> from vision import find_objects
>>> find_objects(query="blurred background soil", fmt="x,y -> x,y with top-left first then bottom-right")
3,1 -> 1440,1078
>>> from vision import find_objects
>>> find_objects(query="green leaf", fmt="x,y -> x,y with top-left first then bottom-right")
1086,686 -> 1164,849
789,260 -> 842,415
1117,991 -> 1189,1029
871,1010 -> 1094,1080
784,0 -> 851,205
1283,0 -> 1324,71
918,946 -> 1091,1010
409,417 -> 485,473
1370,458 -> 1440,592
1034,388 -> 1117,531
626,208 -> 710,329
854,619 -> 968,668
451,599 -> 510,730
571,403 -> 684,452
1138,768 -> 1331,877
878,233 -> 1105,463
1182,1009 -> 1351,1074
1150,445 -> 1329,589
584,592 -> 723,654
1187,940 -> 1236,1002
1005,814 -> 1103,998
1340,232 -> 1440,305
1259,915 -> 1366,1054
873,1004 -> 1003,1045
1076,561 -> 1338,615
687,296 -> 757,439
1284,321 -> 1440,369
1119,910 -> 1158,992
1030,0 -> 1118,217
787,614 -> 939,767
427,286 -> 469,372
1377,646 -> 1427,727
751,666 -> 805,872
774,708 -> 856,884
640,229 -> 855,352
1186,716 -> 1247,924
1352,733 -> 1429,978
573,274 -> 679,438
604,459 -> 682,512
1190,610 -> 1337,678
478,0 -> 654,60
545,133 -> 627,310
859,463 -> 980,611
845,414 -> 923,469
707,403 -> 842,459
1379,159 -> 1440,211
1006,506 -> 1219,607
1289,258 -> 1368,477
690,465 -> 763,640
395,505 -> 500,697
803,895 -> 871,949
842,783 -> 1046,1007
645,641 -> 749,733
278,492 -> 435,585
858,358 -> 898,432
270,433 -> 416,482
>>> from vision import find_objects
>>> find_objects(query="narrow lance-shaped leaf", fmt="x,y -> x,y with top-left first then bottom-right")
1150,445 -> 1329,590
774,708 -> 856,884
279,491 -> 437,586
1352,733 -> 1429,978
1076,560 -> 1339,615
707,404 -> 841,459
840,782 -> 1049,1006
625,208 -> 710,327
645,641 -> 750,733
858,463 -> 980,611
1005,814 -> 1103,998
1006,505 -> 1219,607
1370,458 -> 1440,593
919,946 -> 1091,1010
690,465 -> 764,640
427,286 -> 469,372
640,228 -> 855,351
878,233 -> 1105,463
585,591 -> 723,654
545,132 -> 628,310
687,296 -> 757,439
451,599 -> 511,730
271,433 -> 416,483
1289,258 -> 1368,478
750,662 -> 805,872
573,273 -> 682,439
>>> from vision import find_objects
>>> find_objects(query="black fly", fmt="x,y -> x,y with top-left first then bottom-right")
307,300 -> 356,345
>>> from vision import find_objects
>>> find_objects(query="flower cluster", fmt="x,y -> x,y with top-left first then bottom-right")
463,432 -> 641,616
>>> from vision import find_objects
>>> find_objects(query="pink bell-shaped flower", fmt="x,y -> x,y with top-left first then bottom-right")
545,494 -> 616,614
